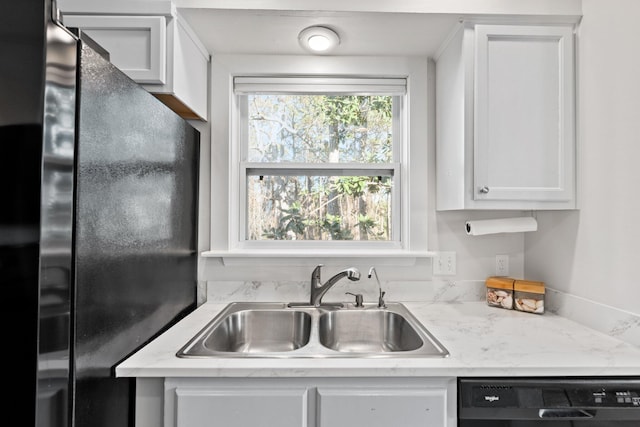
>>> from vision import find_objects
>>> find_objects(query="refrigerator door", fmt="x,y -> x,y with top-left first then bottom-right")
0,2 -> 77,426
38,18 -> 78,427
72,37 -> 199,427
2,4 -> 198,425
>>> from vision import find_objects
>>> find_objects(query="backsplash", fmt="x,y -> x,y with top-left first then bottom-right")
545,287 -> 640,348
204,280 -> 640,348
205,279 -> 486,304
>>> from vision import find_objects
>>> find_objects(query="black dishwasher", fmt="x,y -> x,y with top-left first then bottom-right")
458,377 -> 640,426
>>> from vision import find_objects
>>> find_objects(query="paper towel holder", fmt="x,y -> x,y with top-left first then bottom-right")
465,216 -> 538,236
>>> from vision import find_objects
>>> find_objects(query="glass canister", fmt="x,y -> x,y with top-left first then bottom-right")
485,277 -> 514,310
513,280 -> 545,314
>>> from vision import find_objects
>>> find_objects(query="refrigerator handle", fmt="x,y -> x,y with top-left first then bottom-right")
51,0 -> 63,26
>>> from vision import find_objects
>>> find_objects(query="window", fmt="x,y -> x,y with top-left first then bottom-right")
234,77 -> 405,247
208,55 -> 430,259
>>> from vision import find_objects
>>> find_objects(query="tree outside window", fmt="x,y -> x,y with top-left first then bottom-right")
244,94 -> 396,241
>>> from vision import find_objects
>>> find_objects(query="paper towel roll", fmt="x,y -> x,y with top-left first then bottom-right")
465,217 -> 537,236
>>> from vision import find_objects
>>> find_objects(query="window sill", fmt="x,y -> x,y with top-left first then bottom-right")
201,250 -> 436,266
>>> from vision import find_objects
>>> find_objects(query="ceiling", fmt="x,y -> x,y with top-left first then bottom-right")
177,9 -> 461,56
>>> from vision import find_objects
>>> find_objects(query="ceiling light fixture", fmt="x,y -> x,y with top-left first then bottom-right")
298,26 -> 340,54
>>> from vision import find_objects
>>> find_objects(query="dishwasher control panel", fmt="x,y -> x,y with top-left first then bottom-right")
567,387 -> 640,407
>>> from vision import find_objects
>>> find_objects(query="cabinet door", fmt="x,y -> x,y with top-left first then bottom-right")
174,387 -> 308,427
474,25 -> 575,202
62,15 -> 167,84
316,387 -> 447,427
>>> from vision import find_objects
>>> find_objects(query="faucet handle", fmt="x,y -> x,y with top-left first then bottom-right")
311,264 -> 323,281
345,292 -> 364,308
378,290 -> 387,309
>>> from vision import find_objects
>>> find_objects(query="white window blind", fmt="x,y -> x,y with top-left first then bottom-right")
233,76 -> 407,95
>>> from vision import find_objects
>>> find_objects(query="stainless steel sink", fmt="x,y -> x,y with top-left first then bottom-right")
201,309 -> 311,353
177,302 -> 449,358
318,310 -> 423,353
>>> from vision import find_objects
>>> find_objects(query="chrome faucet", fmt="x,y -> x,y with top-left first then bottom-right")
368,266 -> 386,308
310,264 -> 360,307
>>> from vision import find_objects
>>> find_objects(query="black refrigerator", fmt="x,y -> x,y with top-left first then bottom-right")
0,1 -> 199,426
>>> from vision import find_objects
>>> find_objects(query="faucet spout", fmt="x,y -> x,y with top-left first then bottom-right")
310,265 -> 360,307
368,266 -> 386,308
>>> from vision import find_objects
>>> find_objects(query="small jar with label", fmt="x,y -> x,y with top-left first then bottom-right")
485,277 -> 514,310
513,280 -> 545,314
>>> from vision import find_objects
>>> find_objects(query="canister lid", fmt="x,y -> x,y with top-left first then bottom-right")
485,277 -> 514,290
514,279 -> 545,294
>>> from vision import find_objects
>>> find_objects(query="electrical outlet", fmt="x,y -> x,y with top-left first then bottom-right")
433,251 -> 456,276
495,254 -> 509,276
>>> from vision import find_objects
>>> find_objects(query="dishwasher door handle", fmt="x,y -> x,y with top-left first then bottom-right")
539,409 -> 596,419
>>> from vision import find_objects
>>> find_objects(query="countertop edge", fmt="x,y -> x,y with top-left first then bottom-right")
116,301 -> 640,378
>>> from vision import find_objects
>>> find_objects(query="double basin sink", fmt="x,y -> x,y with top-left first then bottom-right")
177,302 -> 449,358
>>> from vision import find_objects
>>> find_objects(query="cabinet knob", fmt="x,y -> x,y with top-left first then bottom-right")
479,186 -> 490,194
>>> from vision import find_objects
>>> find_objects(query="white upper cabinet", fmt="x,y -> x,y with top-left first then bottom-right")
63,15 -> 168,84
60,1 -> 209,121
436,23 -> 576,210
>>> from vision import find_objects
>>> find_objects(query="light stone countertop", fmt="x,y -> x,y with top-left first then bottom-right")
115,301 -> 640,378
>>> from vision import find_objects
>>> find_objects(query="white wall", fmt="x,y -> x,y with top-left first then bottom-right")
198,55 -> 526,297
525,0 -> 640,316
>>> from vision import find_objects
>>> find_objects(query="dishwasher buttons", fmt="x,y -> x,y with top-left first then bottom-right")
614,391 -> 640,406
592,390 -> 606,404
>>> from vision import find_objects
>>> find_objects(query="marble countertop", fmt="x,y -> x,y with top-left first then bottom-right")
115,301 -> 640,378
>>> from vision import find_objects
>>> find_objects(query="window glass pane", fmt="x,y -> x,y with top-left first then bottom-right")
247,95 -> 393,163
247,175 -> 393,241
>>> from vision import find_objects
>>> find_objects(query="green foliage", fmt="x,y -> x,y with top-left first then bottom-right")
331,176 -> 368,197
261,227 -> 288,240
321,214 -> 353,240
278,202 -> 306,236
248,94 -> 394,241
357,214 -> 385,239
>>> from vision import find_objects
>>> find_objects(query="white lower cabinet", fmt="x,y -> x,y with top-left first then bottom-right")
160,377 -> 456,427
316,387 -> 447,427
175,387 -> 308,427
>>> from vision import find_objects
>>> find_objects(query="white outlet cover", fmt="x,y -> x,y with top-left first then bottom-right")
433,251 -> 456,276
495,254 -> 509,276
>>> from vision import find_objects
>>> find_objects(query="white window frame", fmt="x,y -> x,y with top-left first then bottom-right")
205,55 -> 431,261
235,77 -> 404,248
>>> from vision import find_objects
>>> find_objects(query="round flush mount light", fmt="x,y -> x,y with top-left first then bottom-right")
298,26 -> 340,54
